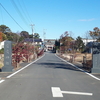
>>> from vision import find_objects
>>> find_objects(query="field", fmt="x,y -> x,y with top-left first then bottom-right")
61,53 -> 92,63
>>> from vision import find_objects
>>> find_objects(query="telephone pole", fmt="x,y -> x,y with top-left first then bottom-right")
30,24 -> 35,43
30,24 -> 36,59
43,29 -> 46,42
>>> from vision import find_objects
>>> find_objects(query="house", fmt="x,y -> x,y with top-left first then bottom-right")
44,39 -> 55,50
0,41 -> 6,49
24,38 -> 43,46
82,38 -> 96,45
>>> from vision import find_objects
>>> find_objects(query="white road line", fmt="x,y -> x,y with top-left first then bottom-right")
55,54 -> 100,81
7,54 -> 45,78
85,72 -> 100,81
0,80 -> 5,83
51,87 -> 93,97
51,87 -> 63,97
62,91 -> 93,96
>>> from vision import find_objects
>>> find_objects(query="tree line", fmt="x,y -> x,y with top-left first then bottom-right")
55,27 -> 100,53
0,24 -> 40,42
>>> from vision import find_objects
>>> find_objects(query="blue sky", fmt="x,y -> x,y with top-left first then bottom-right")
0,0 -> 100,40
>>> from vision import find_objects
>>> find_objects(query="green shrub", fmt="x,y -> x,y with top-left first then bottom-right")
0,48 -> 4,54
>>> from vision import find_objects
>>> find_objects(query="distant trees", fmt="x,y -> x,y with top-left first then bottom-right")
59,31 -> 74,53
29,33 -> 40,39
0,25 -> 20,42
0,24 -> 41,43
58,31 -> 85,53
55,39 -> 60,50
20,31 -> 29,38
2,33 -> 7,40
34,33 -> 40,39
0,25 -> 11,33
89,27 -> 100,41
75,36 -> 85,52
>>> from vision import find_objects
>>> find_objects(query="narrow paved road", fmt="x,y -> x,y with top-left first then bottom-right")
0,52 -> 100,100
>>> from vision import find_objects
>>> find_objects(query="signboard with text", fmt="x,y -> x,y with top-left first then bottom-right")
92,42 -> 100,73
2,41 -> 13,72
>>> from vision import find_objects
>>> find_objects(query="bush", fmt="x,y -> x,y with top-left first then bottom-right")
0,48 -> 4,54
12,43 -> 35,68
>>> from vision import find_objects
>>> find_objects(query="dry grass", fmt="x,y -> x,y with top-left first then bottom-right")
62,53 -> 92,63
0,54 -> 4,69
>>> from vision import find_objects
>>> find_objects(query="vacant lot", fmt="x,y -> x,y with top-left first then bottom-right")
61,53 -> 92,63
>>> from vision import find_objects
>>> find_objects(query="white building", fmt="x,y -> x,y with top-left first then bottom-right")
82,38 -> 96,45
0,41 -> 6,49
44,39 -> 55,50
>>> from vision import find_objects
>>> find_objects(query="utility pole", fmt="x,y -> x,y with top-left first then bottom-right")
43,29 -> 47,51
43,29 -> 46,42
30,24 -> 35,43
30,24 -> 36,59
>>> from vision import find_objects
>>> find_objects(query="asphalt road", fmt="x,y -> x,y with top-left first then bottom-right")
0,51 -> 100,100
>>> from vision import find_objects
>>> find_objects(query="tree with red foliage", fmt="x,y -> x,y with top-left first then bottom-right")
12,43 -> 35,68
12,42 -> 44,68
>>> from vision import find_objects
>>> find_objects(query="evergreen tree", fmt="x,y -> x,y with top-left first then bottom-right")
75,36 -> 85,52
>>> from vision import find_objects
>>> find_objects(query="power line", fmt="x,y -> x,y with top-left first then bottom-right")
17,0 -> 31,24
0,3 -> 24,30
13,0 -> 35,34
22,0 -> 33,24
0,5 -> 4,24
16,0 -> 35,33
11,0 -> 29,28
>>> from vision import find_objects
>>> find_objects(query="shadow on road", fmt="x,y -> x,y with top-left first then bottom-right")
36,62 -> 82,72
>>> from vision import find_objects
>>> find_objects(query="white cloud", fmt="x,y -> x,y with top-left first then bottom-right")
78,18 -> 96,22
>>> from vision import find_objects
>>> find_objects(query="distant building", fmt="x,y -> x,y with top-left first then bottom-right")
82,38 -> 96,45
24,38 -> 42,46
0,40 -> 6,49
44,39 -> 55,50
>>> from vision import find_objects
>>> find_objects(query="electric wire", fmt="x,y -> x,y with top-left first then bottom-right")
17,0 -> 31,24
17,0 -> 35,33
0,3 -> 24,30
22,0 -> 33,24
11,0 -> 29,28
0,4 -> 4,24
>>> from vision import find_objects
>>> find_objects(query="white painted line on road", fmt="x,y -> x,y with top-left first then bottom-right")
0,80 -> 5,83
51,87 -> 63,97
7,54 -> 45,78
55,54 -> 100,81
51,87 -> 93,97
85,72 -> 100,81
62,91 -> 93,96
